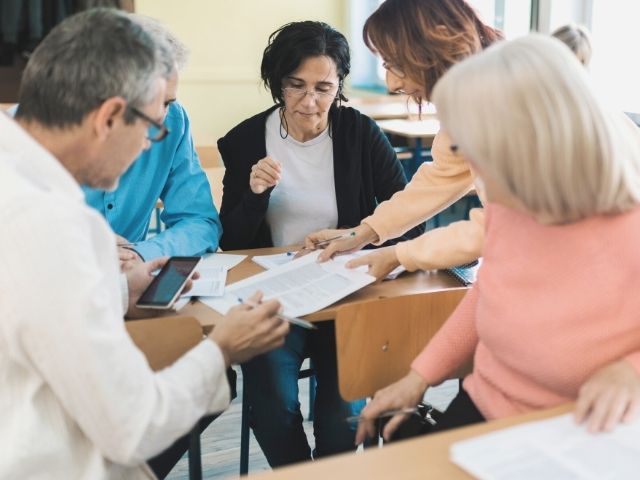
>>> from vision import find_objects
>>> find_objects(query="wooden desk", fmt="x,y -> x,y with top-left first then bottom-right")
377,118 -> 440,141
253,404 -> 573,479
178,246 -> 463,328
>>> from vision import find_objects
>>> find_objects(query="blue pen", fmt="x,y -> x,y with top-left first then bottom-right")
237,297 -> 317,330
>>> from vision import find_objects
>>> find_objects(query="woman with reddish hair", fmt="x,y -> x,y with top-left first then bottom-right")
306,0 -> 502,279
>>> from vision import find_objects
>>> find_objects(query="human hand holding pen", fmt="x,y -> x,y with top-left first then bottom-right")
115,234 -> 142,271
355,370 -> 429,445
303,224 -> 380,262
238,297 -> 317,330
209,291 -> 289,366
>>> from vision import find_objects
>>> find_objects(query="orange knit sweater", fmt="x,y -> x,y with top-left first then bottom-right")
412,202 -> 640,419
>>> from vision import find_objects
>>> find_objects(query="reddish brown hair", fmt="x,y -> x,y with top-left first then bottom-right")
363,0 -> 503,100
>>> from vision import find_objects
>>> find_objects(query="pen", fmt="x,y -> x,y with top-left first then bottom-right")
237,298 -> 317,330
313,231 -> 356,247
345,405 -> 436,425
117,242 -> 136,248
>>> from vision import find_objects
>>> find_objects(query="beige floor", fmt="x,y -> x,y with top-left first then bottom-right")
166,362 -> 459,479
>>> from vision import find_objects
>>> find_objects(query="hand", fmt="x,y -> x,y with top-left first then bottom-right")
209,291 -> 289,365
346,246 -> 400,282
114,234 -> 143,271
303,224 -> 379,262
124,257 -> 199,319
574,360 -> 640,432
250,156 -> 282,194
355,370 -> 429,445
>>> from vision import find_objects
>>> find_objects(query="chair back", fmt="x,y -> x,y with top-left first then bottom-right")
126,316 -> 203,371
335,289 -> 467,400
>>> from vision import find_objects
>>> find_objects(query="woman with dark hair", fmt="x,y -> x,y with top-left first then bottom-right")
217,21 -> 422,466
306,0 -> 503,280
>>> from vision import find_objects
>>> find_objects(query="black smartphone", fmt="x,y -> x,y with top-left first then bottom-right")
135,256 -> 201,309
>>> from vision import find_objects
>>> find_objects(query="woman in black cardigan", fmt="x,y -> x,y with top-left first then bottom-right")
217,21 -> 423,468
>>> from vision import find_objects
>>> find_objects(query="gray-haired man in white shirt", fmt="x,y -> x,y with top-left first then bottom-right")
0,9 -> 288,479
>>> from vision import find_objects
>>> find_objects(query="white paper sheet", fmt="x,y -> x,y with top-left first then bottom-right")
182,266 -> 227,298
251,250 -> 406,280
201,250 -> 375,317
450,413 -> 640,480
200,252 -> 247,270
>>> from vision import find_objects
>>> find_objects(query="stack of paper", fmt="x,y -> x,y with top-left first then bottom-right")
450,413 -> 640,479
252,250 -> 406,280
201,250 -> 375,318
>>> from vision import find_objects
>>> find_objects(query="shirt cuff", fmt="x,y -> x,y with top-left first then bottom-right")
188,340 -> 231,413
119,273 -> 129,316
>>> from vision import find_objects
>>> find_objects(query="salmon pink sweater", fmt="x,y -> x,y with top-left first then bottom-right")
412,203 -> 640,419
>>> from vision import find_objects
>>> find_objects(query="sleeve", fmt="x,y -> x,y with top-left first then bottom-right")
396,208 -> 485,271
217,134 -> 272,250
411,285 -> 479,385
362,131 -> 474,244
366,117 -> 425,243
133,109 -> 222,260
5,205 -> 230,464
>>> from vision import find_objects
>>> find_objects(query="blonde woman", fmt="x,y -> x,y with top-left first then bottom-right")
355,34 -> 640,443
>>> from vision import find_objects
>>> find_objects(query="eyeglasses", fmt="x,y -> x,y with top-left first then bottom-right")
282,86 -> 338,102
128,106 -> 169,142
382,61 -> 406,79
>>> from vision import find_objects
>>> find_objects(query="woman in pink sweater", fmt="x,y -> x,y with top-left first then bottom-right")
305,0 -> 502,278
355,34 -> 640,444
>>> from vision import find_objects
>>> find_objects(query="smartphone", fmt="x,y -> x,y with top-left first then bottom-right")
135,256 -> 202,309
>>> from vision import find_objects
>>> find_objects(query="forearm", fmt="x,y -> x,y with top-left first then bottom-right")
396,208 -> 485,271
134,217 -> 221,259
411,287 -> 479,385
364,162 -> 474,245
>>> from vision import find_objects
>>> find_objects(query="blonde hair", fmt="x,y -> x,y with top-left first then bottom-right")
552,23 -> 592,66
432,34 -> 640,224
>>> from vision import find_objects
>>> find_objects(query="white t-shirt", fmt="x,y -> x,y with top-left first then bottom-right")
264,109 -> 338,246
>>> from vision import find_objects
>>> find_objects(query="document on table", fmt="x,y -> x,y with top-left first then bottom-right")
200,252 -> 247,270
252,250 -> 406,280
201,250 -> 375,317
173,265 -> 228,311
450,413 -> 640,479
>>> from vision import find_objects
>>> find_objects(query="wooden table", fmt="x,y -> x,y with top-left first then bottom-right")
178,246 -> 463,328
253,404 -> 573,479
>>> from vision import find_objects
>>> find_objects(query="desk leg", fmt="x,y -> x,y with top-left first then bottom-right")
188,427 -> 202,480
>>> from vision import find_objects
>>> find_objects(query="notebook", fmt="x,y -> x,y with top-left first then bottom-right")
444,259 -> 482,286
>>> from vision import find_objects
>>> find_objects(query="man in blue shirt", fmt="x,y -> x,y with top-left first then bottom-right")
83,16 -> 221,268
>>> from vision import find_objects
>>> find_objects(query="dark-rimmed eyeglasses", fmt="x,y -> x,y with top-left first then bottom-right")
128,106 -> 169,142
282,86 -> 338,103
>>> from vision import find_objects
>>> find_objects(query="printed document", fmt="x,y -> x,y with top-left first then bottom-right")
201,250 -> 375,317
450,413 -> 640,479
252,250 -> 405,280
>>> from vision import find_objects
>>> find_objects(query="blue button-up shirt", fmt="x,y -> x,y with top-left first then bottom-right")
83,102 -> 221,260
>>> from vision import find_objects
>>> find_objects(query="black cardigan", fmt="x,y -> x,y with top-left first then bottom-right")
217,105 -> 424,250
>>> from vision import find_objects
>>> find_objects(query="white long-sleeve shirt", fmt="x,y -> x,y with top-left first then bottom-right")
0,113 -> 230,479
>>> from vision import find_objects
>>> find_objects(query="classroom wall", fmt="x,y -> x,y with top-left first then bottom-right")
136,0 -> 348,147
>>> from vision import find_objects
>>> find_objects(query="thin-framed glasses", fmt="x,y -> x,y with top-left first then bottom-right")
282,86 -> 338,102
128,106 -> 169,142
382,61 -> 406,79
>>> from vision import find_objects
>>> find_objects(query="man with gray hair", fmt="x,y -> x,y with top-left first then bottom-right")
83,14 -> 222,270
0,8 -> 288,479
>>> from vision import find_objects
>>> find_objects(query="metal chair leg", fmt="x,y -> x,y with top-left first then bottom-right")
239,377 -> 250,476
187,425 -> 202,480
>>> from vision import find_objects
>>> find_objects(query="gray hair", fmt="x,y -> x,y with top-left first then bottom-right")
16,8 -> 173,128
433,34 -> 640,224
130,13 -> 189,71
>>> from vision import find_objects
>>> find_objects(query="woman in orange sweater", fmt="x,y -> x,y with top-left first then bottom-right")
305,0 -> 502,278
355,34 -> 640,444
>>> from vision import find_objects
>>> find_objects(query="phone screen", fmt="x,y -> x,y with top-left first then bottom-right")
136,256 -> 201,308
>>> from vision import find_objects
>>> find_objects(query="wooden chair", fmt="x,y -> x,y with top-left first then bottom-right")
334,289 -> 468,402
126,316 -> 205,480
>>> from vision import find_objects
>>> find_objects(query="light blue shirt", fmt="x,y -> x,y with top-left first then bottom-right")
83,102 -> 221,260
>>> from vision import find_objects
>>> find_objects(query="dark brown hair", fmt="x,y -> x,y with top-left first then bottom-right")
363,0 -> 503,100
